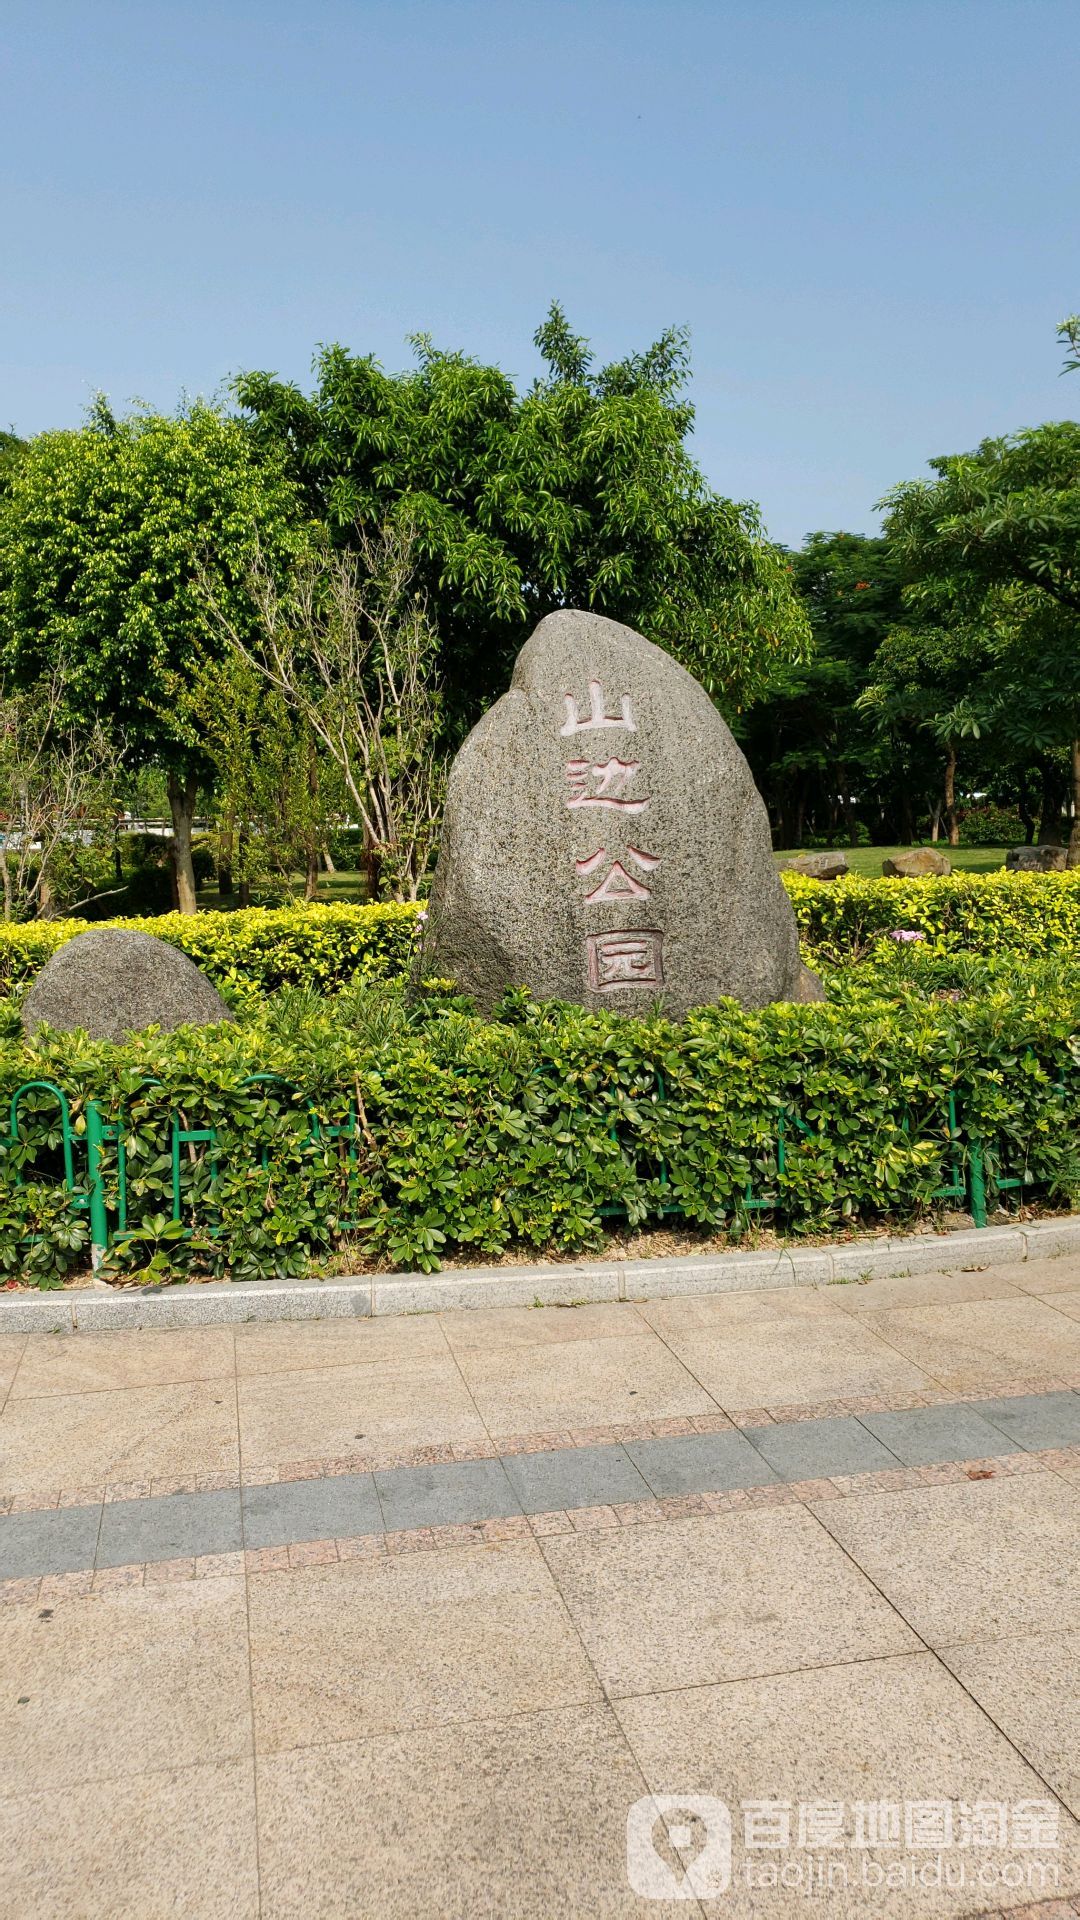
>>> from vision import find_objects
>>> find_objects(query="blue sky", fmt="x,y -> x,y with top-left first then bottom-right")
3,0 -> 1077,547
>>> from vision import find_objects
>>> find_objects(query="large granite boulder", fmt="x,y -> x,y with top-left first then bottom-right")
780,851 -> 849,881
882,849 -> 951,878
1006,844 -> 1068,872
420,609 -> 821,1019
22,928 -> 232,1042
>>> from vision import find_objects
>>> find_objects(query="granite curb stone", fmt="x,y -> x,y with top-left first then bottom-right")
0,1217 -> 1076,1331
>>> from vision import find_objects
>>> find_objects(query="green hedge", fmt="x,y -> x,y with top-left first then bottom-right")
1,877 -> 1077,1006
3,958 -> 1077,1283
0,903 -> 423,1006
783,870 -> 1080,960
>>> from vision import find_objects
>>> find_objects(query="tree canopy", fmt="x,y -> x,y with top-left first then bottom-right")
0,400 -> 306,907
881,422 -> 1080,857
235,304 -> 810,723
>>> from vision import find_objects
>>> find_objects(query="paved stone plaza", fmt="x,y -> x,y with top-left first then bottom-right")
2,1256 -> 1079,1916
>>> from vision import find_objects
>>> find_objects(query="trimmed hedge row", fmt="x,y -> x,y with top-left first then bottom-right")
3,960 -> 1078,1282
1,876 -> 1076,1006
784,870 -> 1080,960
0,903 -> 422,1006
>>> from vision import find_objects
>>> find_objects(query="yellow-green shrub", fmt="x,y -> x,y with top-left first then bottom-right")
783,870 -> 1080,959
0,903 -> 423,1006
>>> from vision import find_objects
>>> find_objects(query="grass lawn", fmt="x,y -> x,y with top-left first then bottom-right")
192,849 -> 1013,910
773,845 -> 1009,878
195,869 -> 370,911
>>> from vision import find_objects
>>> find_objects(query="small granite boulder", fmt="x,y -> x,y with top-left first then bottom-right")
420,608 -> 820,1019
21,928 -> 233,1042
1005,844 -> 1068,873
881,849 -> 951,878
780,851 -> 849,881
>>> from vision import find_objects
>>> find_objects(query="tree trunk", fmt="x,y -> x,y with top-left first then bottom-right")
217,806 -> 235,898
1068,739 -> 1080,870
1017,770 -> 1037,846
944,746 -> 960,847
1038,759 -> 1064,844
321,846 -> 336,875
303,744 -> 321,901
167,769 -> 199,916
362,820 -> 382,901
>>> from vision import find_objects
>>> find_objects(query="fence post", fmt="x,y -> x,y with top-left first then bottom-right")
968,1135 -> 988,1229
84,1100 -> 110,1267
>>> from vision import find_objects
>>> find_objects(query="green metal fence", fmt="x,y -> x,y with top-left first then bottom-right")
9,1069 -> 1048,1272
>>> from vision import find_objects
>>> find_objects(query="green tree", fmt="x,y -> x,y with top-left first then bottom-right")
206,525 -> 445,902
0,401 -> 306,910
235,305 -> 809,724
182,653 -> 340,904
0,432 -> 23,499
857,592 -> 994,847
740,532 -> 909,846
0,668 -> 121,921
882,420 -> 1080,861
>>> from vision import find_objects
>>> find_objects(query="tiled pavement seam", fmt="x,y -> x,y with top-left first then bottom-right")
5,1373 -> 1080,1516
3,1436 -> 1078,1603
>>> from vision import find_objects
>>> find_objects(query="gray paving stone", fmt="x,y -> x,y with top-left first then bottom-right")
242,1473 -> 382,1549
623,1429 -> 779,1497
96,1488 -> 242,1568
500,1444 -> 652,1515
859,1404 -> 1023,1467
0,1503 -> 100,1579
374,1458 -> 521,1532
972,1390 -> 1080,1452
746,1415 -> 901,1482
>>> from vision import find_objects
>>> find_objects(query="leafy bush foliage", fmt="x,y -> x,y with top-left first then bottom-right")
2,947 -> 1077,1284
0,902 -> 423,1005
784,871 -> 1080,962
3,875 -> 1076,1004
957,804 -> 1025,847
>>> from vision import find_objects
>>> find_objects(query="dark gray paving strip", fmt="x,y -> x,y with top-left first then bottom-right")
745,1415 -> 900,1482
971,1389 -> 1080,1451
624,1429 -> 779,1497
96,1488 -> 242,1569
0,1504 -> 102,1580
858,1404 -> 1024,1467
502,1444 -> 651,1515
243,1473 -> 382,1549
374,1458 -> 523,1533
4,1386 -> 1080,1583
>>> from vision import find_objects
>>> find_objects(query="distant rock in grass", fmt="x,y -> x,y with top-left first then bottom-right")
21,928 -> 232,1043
1005,844 -> 1069,872
779,851 -> 850,881
881,849 -> 951,878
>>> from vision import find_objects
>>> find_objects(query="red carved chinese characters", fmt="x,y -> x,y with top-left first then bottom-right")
574,846 -> 659,903
586,930 -> 665,991
565,758 -> 650,813
560,681 -> 664,992
560,680 -> 636,735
